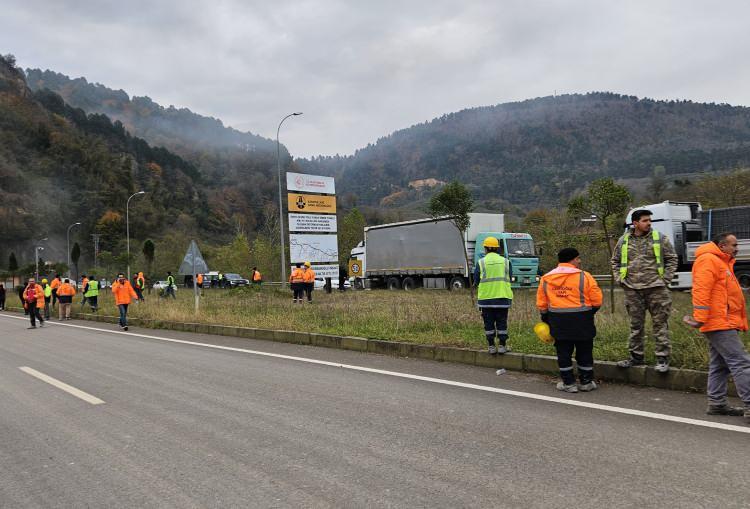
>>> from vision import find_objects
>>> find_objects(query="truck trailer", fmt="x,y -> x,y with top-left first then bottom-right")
349,213 -> 540,290
624,201 -> 750,289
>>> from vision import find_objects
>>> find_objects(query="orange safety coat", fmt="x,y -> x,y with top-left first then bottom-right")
303,269 -> 316,283
253,271 -> 262,282
196,274 -> 204,285
24,283 -> 46,307
57,282 -> 77,296
50,277 -> 61,290
81,277 -> 89,291
289,268 -> 305,284
536,263 -> 603,313
112,279 -> 138,305
691,242 -> 748,333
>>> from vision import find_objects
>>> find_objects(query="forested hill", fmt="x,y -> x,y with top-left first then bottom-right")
0,55 -> 224,267
297,93 -> 750,210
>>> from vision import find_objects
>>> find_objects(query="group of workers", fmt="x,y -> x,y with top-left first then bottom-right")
477,208 -> 750,421
289,262 -> 315,303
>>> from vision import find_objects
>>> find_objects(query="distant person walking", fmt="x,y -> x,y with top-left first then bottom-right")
303,262 -> 315,303
289,263 -> 305,304
0,283 -> 6,310
24,278 -> 45,329
537,248 -> 603,393
83,275 -> 99,312
251,267 -> 262,289
165,271 -> 176,299
41,278 -> 52,320
57,278 -> 76,320
80,274 -> 89,309
474,237 -> 513,355
612,209 -> 678,372
50,274 -> 61,308
134,271 -> 146,302
112,273 -> 138,331
686,233 -> 750,423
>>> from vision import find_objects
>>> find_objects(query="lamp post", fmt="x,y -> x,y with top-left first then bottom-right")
277,112 -> 302,288
35,246 -> 45,281
67,222 -> 81,278
126,191 -> 146,281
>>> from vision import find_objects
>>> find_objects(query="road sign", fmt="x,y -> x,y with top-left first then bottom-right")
289,213 -> 337,233
349,259 -> 362,276
178,240 -> 209,275
289,234 -> 339,263
287,172 -> 336,194
288,193 -> 337,214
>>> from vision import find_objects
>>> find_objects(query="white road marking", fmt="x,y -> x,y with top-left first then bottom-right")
2,313 -> 749,434
19,366 -> 105,405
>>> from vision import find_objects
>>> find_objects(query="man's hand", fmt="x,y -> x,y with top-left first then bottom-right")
682,315 -> 703,329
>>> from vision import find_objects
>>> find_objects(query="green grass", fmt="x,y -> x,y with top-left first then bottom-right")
88,286 -> 750,371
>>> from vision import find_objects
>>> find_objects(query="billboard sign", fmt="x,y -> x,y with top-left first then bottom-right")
289,234 -> 339,263
287,172 -> 336,195
288,193 -> 337,214
289,213 -> 337,233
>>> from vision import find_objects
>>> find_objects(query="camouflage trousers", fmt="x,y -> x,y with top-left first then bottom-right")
623,286 -> 672,358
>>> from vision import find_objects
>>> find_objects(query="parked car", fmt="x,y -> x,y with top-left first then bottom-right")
314,277 -> 351,290
152,280 -> 178,292
224,273 -> 250,288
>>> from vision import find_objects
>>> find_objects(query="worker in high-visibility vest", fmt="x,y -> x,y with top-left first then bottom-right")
474,236 -> 513,355
289,263 -> 306,303
302,262 -> 315,303
538,248 -> 603,393
611,209 -> 678,372
41,278 -> 52,320
80,274 -> 89,309
83,276 -> 99,312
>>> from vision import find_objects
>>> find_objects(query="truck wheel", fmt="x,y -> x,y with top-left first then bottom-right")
387,277 -> 402,291
448,276 -> 466,290
402,277 -> 417,291
354,279 -> 364,290
737,271 -> 750,291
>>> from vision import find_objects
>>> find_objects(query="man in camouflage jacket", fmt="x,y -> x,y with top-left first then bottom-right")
611,209 -> 678,372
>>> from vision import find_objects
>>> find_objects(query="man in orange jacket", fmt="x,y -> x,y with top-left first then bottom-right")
50,274 -> 62,308
686,233 -> 750,422
56,278 -> 77,320
302,262 -> 315,303
112,272 -> 138,331
24,278 -> 46,329
289,263 -> 305,303
537,248 -> 603,393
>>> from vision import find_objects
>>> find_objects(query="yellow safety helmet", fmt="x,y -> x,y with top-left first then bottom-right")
483,236 -> 500,248
533,322 -> 554,344
41,278 -> 48,284
304,261 -> 311,267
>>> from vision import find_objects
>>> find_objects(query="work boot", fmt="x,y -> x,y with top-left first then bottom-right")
497,344 -> 508,355
617,356 -> 645,368
655,357 -> 670,373
706,404 -> 745,416
578,381 -> 598,392
488,345 -> 497,355
556,382 -> 579,393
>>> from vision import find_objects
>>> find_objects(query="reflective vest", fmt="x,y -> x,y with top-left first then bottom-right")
167,275 -> 175,287
57,283 -> 76,296
85,280 -> 99,298
619,230 -> 664,279
477,252 -> 513,301
538,264 -> 603,313
43,285 -> 52,298
136,275 -> 145,289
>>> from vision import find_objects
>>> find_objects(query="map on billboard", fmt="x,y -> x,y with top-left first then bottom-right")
289,213 -> 337,233
287,172 -> 336,195
289,234 -> 339,263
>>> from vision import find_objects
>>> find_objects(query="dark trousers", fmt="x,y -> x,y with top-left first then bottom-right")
292,283 -> 304,302
118,304 -> 129,327
164,286 -> 176,299
135,287 -> 144,301
29,302 -> 43,326
87,296 -> 98,311
555,340 -> 594,385
0,295 -> 5,310
304,282 -> 314,302
44,297 -> 51,319
51,289 -> 58,307
481,307 -> 509,346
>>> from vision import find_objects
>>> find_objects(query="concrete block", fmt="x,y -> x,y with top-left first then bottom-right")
368,340 -> 402,357
194,323 -> 211,334
234,327 -> 255,339
341,336 -> 368,352
668,368 -> 707,393
310,333 -> 341,349
255,328 -> 276,341
523,354 -> 559,375
593,361 -> 631,384
434,347 -> 476,366
644,367 -> 673,389
292,331 -> 311,345
273,330 -> 295,343
398,343 -> 435,360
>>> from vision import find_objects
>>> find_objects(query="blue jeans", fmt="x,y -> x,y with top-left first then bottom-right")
118,304 -> 129,327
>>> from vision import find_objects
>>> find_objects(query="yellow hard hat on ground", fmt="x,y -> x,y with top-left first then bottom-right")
483,236 -> 500,248
41,278 -> 48,284
304,261 -> 311,267
533,322 -> 554,344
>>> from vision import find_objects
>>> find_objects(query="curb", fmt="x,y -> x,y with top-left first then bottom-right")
4,307 -> 722,395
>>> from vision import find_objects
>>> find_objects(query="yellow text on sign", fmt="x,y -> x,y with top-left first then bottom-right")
288,194 -> 337,214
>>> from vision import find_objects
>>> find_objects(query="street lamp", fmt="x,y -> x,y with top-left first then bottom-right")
67,222 -> 81,278
277,112 -> 302,288
35,246 -> 45,281
126,191 -> 146,281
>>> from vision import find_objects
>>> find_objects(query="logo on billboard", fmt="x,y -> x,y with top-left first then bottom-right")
295,175 -> 305,188
295,195 -> 306,210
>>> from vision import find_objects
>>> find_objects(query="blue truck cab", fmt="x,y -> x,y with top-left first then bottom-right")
473,232 -> 540,288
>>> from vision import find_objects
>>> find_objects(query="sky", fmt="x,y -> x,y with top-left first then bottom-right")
2,0 -> 750,158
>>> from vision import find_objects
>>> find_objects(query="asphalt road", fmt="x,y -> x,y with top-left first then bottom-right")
1,312 -> 748,508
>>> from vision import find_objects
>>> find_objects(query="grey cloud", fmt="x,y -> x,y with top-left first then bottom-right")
2,0 -> 749,157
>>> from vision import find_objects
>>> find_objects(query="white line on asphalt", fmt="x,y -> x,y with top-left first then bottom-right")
19,366 -> 105,405
2,313 -> 749,434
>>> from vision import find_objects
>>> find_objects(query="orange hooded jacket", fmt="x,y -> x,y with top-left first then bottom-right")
692,242 -> 748,333
537,263 -> 603,313
112,279 -> 138,305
